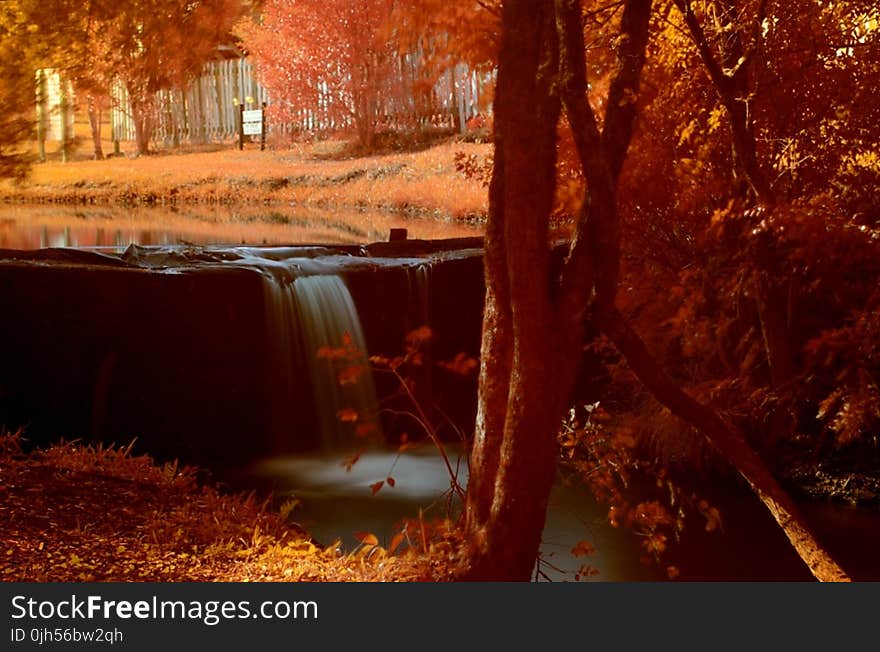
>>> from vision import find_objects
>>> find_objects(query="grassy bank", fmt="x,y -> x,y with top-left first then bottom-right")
0,433 -> 458,582
0,139 -> 491,223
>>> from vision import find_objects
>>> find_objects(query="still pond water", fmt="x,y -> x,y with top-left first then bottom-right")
0,204 -> 483,249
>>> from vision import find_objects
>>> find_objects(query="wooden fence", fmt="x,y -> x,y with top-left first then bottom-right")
111,58 -> 268,144
110,56 -> 489,147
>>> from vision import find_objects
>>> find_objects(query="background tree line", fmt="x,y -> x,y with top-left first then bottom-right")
0,0 -> 498,162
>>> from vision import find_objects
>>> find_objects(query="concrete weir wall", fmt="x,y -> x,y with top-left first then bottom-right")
0,239 -> 485,467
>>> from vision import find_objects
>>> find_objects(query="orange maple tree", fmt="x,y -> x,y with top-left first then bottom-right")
237,0 -> 399,148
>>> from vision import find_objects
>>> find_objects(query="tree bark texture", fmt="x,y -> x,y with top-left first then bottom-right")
87,95 -> 105,161
462,0 -> 653,581
462,0 -> 567,581
462,0 -> 846,583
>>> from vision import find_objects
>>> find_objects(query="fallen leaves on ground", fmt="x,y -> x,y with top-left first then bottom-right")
0,433 -> 458,582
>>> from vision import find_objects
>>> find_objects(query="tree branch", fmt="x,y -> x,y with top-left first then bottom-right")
674,0 -> 734,94
557,0 -> 653,321
600,307 -> 851,582
555,0 -> 606,322
602,0 -> 653,181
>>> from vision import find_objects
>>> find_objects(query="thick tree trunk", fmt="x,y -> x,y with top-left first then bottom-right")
461,0 -> 571,581
130,92 -> 154,156
461,0 -> 653,581
132,108 -> 152,156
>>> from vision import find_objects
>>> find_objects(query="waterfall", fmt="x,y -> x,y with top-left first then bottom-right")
263,269 -> 380,451
408,263 -> 430,330
262,274 -> 304,452
293,275 -> 380,450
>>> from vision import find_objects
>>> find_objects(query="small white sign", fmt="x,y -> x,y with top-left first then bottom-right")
243,121 -> 263,136
242,109 -> 263,135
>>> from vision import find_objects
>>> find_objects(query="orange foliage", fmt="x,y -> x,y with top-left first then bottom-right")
559,403 -> 722,572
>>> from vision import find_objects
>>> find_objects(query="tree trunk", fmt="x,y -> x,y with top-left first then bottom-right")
461,0 -> 570,581
461,0 -> 653,581
674,0 -> 796,393
129,90 -> 154,156
87,95 -> 105,160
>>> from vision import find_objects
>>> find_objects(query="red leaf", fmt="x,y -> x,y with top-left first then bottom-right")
369,480 -> 384,495
388,532 -> 406,555
355,422 -> 377,438
354,531 -> 378,546
340,449 -> 364,471
438,352 -> 479,376
316,345 -> 336,359
398,433 -> 413,452
386,476 -> 395,488
571,540 -> 596,557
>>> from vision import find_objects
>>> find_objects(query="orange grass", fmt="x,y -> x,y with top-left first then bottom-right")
0,432 -> 459,582
1,139 -> 491,222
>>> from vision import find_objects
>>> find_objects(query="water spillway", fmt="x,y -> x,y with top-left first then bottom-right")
0,239 -> 484,465
274,273 -> 378,451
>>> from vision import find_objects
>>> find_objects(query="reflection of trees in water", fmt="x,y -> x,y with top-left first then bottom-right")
0,205 -> 480,250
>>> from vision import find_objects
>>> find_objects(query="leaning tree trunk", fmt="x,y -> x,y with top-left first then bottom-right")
601,309 -> 850,582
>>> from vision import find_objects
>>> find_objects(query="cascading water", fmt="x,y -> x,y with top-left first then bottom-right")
408,263 -> 430,330
262,272 -> 305,452
240,248 -> 438,453
291,274 -> 380,450
258,256 -> 381,451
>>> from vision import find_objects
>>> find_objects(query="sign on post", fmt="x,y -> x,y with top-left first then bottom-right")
242,109 -> 263,136
238,104 -> 267,150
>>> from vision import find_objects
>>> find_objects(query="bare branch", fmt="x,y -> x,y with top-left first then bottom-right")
674,0 -> 734,94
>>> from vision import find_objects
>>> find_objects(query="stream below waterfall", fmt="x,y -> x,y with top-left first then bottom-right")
221,443 -> 880,582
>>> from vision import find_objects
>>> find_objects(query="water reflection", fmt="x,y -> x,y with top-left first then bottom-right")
237,445 -> 880,581
0,204 -> 483,250
241,444 -> 659,582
